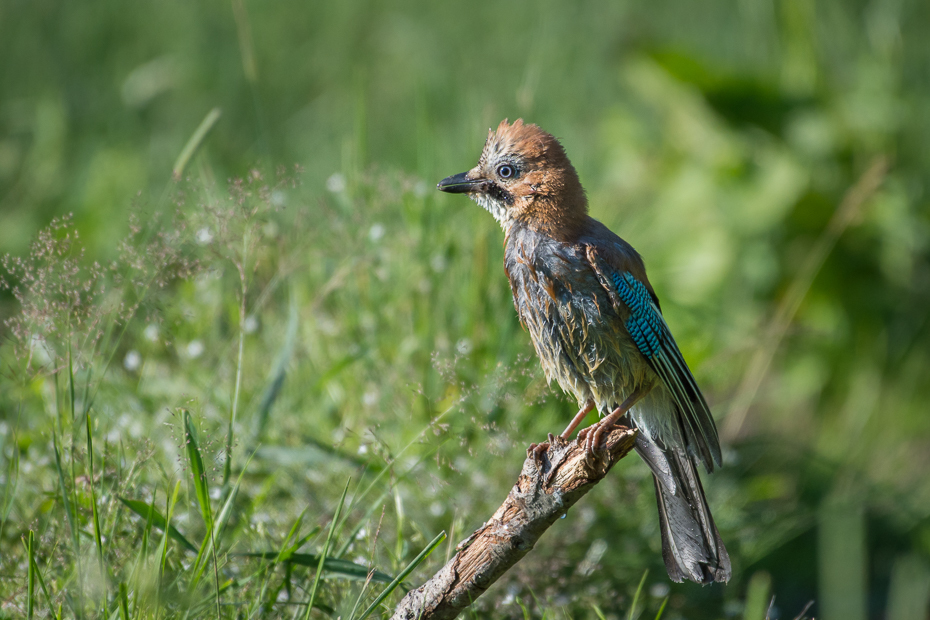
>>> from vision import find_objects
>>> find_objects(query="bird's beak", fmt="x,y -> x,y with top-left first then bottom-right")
437,171 -> 485,194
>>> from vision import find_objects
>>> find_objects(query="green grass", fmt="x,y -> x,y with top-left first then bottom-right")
3,1 -> 930,618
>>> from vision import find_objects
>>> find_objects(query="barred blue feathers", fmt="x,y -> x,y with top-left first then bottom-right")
611,272 -> 662,359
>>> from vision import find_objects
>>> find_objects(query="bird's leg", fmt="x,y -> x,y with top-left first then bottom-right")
559,400 -> 595,439
529,400 -> 595,475
578,386 -> 649,455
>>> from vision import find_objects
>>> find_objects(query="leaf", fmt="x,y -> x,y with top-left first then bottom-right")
26,530 -> 35,620
357,530 -> 446,620
188,449 -> 255,591
155,482 -> 181,612
629,569 -> 648,620
118,583 -> 130,620
183,409 -> 212,530
173,107 -> 222,179
86,413 -> 108,609
118,496 -> 197,553
52,436 -> 79,555
238,552 -> 395,584
304,479 -> 350,620
22,530 -> 54,618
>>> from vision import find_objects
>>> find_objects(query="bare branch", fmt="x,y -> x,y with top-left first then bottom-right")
391,426 -> 638,620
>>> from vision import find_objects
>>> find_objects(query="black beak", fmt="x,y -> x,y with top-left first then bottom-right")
437,171 -> 485,194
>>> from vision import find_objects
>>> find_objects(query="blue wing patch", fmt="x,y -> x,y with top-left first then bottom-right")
610,272 -> 662,359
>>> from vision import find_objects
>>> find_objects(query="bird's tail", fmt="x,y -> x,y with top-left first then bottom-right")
634,433 -> 731,584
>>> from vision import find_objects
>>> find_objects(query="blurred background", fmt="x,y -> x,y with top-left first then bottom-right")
2,0 -> 930,618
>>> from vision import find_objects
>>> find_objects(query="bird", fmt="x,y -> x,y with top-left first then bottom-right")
437,119 -> 731,584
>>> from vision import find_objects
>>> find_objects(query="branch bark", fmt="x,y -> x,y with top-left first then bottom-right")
391,426 -> 638,620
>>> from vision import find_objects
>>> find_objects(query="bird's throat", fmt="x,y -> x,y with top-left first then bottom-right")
471,193 -> 515,230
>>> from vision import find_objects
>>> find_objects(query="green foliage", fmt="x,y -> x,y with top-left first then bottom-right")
117,497 -> 197,553
743,572 -> 773,620
2,0 -> 930,618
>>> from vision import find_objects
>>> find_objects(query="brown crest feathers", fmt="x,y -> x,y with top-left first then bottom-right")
486,119 -> 588,241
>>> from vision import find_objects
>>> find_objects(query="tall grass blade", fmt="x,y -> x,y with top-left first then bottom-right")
155,481 -> 181,619
183,410 -> 213,529
22,530 -> 55,617
250,508 -> 309,614
212,467 -> 241,545
188,450 -> 255,591
118,582 -> 130,620
65,340 -> 86,620
119,496 -> 197,552
357,530 -> 447,620
628,569 -> 648,620
743,571 -> 772,620
26,530 -> 35,619
68,339 -> 76,422
85,413 -> 108,615
303,478 -> 351,620
347,570 -> 376,620
654,597 -> 669,620
172,107 -> 222,180
127,489 -> 157,597
239,553 -> 394,583
223,263 -> 248,490
0,424 -> 20,541
139,490 -> 156,558
52,435 -> 79,562
278,508 -> 310,561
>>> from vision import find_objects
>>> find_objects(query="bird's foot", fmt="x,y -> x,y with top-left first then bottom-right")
529,433 -> 571,485
577,420 -> 614,464
527,437 -> 552,473
576,391 -> 646,463
527,440 -> 550,460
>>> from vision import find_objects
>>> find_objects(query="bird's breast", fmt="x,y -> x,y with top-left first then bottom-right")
503,226 -> 645,411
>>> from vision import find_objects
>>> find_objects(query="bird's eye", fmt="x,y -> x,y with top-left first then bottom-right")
497,164 -> 515,179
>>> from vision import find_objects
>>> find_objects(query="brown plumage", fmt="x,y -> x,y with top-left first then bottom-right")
438,119 -> 730,584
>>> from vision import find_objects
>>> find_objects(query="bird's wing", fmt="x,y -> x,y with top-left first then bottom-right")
584,243 -> 722,471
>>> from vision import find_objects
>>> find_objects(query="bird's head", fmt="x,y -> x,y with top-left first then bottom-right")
438,119 -> 587,239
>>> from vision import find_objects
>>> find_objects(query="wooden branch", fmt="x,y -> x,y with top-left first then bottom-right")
391,426 -> 638,620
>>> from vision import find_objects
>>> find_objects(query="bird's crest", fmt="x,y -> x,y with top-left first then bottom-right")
480,119 -> 558,169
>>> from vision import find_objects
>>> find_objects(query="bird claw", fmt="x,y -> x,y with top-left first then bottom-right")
577,421 -> 611,466
527,441 -> 551,472
530,433 -> 569,484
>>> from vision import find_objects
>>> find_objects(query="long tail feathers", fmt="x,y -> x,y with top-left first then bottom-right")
635,435 -> 731,584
